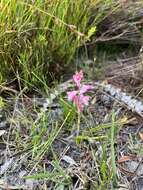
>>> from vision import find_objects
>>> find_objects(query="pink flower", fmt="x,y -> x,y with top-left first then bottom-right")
73,70 -> 83,88
80,85 -> 94,94
67,70 -> 93,112
67,85 -> 93,112
67,92 -> 89,112
79,94 -> 89,106
67,91 -> 78,101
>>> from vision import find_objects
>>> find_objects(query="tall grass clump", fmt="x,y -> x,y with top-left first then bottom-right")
0,0 -> 115,89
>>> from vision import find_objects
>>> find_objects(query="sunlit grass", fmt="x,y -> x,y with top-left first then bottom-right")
0,0 -> 116,89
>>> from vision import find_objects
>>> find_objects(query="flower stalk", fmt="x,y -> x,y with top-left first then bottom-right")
67,70 -> 93,134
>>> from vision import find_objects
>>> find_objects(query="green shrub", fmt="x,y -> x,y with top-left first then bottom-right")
0,0 -> 115,88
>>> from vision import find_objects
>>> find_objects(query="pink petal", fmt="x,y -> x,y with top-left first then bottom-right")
67,91 -> 77,101
73,70 -> 83,87
80,85 -> 94,94
80,95 -> 89,106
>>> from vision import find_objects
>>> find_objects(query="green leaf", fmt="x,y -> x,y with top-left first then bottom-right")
0,97 -> 5,108
110,111 -> 117,185
60,98 -> 76,127
87,26 -> 96,40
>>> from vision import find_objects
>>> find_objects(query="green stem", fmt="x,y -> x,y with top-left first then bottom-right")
77,110 -> 81,135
